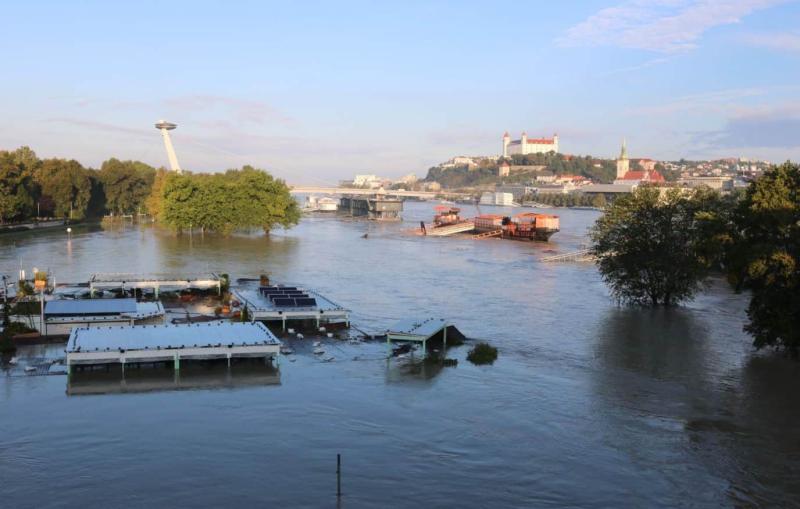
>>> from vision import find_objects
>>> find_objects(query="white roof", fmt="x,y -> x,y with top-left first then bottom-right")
67,322 -> 280,353
388,318 -> 448,339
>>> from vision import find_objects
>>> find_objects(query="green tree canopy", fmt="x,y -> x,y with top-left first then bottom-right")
591,186 -> 728,306
158,166 -> 300,234
0,151 -> 36,223
727,162 -> 800,352
99,158 -> 156,215
35,158 -> 92,219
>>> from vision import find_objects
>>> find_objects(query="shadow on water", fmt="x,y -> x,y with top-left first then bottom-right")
591,307 -> 800,506
383,356 -> 445,383
593,306 -> 712,386
705,354 -> 800,507
67,362 -> 281,396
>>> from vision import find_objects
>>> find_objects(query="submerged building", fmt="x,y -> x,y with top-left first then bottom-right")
41,298 -> 165,336
65,322 -> 281,375
339,195 -> 402,221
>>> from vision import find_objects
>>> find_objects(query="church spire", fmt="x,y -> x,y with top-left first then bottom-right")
620,137 -> 628,160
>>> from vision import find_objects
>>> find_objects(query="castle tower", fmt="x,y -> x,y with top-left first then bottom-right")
616,138 -> 629,179
520,132 -> 528,155
553,133 -> 559,154
502,131 -> 510,158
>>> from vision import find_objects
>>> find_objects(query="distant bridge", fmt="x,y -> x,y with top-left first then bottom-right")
289,186 -> 470,199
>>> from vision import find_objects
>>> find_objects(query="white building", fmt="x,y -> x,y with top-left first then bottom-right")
353,174 -> 383,189
480,192 -> 515,206
396,173 -> 418,185
502,132 -> 559,157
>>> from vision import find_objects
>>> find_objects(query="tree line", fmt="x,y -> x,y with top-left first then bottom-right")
0,146 -> 155,222
0,146 -> 300,234
591,162 -> 799,354
523,191 -> 606,208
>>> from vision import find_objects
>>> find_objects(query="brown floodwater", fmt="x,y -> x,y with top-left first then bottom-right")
2,201 -> 799,508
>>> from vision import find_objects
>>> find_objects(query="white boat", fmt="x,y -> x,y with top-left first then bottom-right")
280,346 -> 294,355
313,347 -> 325,355
8,357 -> 18,365
313,341 -> 321,347
24,366 -> 37,373
317,197 -> 338,212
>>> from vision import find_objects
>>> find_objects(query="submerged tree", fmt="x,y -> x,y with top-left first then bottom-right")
591,186 -> 731,306
158,166 -> 300,234
727,162 -> 800,353
99,158 -> 156,215
35,158 -> 92,220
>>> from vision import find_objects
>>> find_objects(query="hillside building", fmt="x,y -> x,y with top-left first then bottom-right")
613,140 -> 665,185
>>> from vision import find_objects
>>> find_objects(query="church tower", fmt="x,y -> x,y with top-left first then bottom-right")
616,138 -> 629,179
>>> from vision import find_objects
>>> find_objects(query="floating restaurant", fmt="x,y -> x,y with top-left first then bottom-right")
233,285 -> 350,331
65,322 -> 281,374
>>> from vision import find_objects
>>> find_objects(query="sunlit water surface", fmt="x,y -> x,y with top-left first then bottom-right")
2,202 -> 799,508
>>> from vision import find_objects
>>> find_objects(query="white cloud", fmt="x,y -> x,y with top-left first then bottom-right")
743,31 -> 800,52
559,0 -> 786,53
625,87 -> 773,115
688,101 -> 800,161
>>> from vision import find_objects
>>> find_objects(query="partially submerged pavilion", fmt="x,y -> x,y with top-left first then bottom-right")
88,272 -> 223,298
65,321 -> 281,375
387,318 -> 464,357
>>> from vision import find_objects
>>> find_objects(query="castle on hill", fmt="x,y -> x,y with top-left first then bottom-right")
502,131 -> 559,157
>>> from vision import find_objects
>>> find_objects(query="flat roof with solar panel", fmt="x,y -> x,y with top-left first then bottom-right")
232,285 -> 349,330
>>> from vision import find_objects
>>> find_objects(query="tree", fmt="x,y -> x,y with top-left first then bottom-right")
158,167 -> 300,234
728,162 -> 800,352
591,193 -> 607,209
145,168 -> 169,219
0,152 -> 36,223
591,186 -> 722,306
99,158 -> 156,215
35,158 -> 92,219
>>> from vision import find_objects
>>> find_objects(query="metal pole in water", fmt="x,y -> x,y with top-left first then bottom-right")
337,454 -> 341,498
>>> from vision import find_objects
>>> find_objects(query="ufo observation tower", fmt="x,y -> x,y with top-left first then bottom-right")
155,120 -> 182,173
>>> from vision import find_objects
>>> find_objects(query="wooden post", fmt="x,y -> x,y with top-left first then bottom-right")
336,454 -> 341,498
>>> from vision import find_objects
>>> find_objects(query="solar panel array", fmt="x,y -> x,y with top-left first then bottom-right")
258,286 -> 317,308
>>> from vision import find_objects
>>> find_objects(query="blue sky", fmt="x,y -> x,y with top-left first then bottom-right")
1,0 -> 798,183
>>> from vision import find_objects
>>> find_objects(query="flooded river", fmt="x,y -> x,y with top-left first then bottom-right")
2,202 -> 800,508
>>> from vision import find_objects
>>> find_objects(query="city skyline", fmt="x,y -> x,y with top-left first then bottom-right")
1,0 -> 798,182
